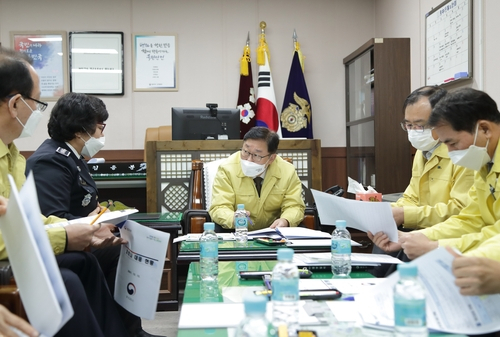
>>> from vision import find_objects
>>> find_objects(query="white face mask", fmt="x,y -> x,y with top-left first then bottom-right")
408,129 -> 440,151
240,159 -> 267,178
81,135 -> 105,158
448,124 -> 491,171
16,97 -> 43,138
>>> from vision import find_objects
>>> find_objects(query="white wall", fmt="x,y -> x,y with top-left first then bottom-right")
0,0 -> 375,150
4,0 -> 499,152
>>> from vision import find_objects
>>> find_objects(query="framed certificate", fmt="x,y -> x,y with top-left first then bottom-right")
132,33 -> 178,91
10,31 -> 68,101
69,31 -> 124,95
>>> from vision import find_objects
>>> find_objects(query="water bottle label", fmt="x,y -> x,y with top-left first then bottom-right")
271,278 -> 299,301
235,217 -> 248,229
331,238 -> 351,254
394,298 -> 426,327
200,241 -> 218,259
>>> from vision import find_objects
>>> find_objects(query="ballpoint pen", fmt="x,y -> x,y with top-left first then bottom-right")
90,206 -> 108,226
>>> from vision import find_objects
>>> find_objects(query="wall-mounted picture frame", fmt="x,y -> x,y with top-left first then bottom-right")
10,31 -> 68,101
69,31 -> 124,95
132,33 -> 178,91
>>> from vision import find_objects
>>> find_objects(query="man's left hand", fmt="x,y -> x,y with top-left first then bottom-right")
270,218 -> 289,228
400,232 -> 438,259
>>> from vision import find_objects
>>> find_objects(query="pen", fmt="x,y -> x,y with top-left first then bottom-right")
90,207 -> 107,226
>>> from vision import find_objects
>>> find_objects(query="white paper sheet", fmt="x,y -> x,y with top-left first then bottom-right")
0,174 -> 73,336
248,226 -> 332,240
311,189 -> 398,242
114,220 -> 170,320
355,247 -> 500,334
294,252 -> 402,267
286,239 -> 361,247
173,232 -> 235,243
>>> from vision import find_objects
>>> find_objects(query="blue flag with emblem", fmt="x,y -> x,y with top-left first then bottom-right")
280,34 -> 313,139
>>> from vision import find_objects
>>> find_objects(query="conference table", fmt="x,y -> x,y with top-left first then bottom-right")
176,260 -> 466,337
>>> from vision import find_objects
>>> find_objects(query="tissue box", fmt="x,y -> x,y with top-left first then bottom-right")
356,193 -> 382,202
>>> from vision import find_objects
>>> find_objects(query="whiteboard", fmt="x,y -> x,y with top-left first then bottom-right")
425,0 -> 472,86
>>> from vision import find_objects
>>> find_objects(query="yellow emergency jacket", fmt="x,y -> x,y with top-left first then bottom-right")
393,143 -> 474,229
0,141 -> 66,260
420,138 -> 500,258
209,152 -> 305,230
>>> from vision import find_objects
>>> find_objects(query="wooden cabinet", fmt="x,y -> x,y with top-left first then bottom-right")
343,38 -> 411,194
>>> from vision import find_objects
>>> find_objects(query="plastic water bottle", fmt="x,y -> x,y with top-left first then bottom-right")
272,248 -> 299,336
236,293 -> 275,337
394,263 -> 428,337
234,204 -> 248,243
331,220 -> 351,277
199,222 -> 218,281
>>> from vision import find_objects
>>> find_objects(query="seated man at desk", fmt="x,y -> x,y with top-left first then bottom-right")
370,86 -> 475,276
209,126 -> 305,231
391,86 -> 474,230
372,88 -> 500,263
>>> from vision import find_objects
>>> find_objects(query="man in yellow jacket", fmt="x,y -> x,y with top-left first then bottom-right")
391,86 -> 474,229
373,88 -> 500,262
209,126 -> 305,230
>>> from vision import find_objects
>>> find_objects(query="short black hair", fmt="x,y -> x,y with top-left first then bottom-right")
0,47 -> 35,103
243,127 -> 279,153
403,85 -> 448,112
428,88 -> 500,133
48,93 -> 109,142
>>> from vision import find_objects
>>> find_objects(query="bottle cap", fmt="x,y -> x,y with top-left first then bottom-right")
277,248 -> 294,261
237,204 -> 245,210
335,220 -> 347,228
243,293 -> 267,314
203,222 -> 215,231
397,263 -> 418,277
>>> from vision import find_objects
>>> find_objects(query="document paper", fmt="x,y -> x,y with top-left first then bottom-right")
311,189 -> 398,242
355,247 -> 500,334
0,174 -> 73,336
114,220 -> 170,320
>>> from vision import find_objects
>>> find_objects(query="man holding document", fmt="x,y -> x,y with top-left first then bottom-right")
209,127 -> 305,230
372,88 -> 500,265
0,47 -> 129,336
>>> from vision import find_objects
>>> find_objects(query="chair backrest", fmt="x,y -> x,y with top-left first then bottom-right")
144,126 -> 172,161
203,159 -> 226,211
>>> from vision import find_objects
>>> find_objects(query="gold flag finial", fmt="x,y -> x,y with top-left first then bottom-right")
260,21 -> 266,33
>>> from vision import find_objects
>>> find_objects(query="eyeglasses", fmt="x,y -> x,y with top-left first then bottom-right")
400,121 -> 429,133
24,96 -> 48,112
97,123 -> 106,132
6,94 -> 48,112
240,148 -> 270,163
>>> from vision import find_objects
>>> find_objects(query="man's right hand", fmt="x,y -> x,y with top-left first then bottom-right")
367,230 -> 404,253
65,223 -> 101,251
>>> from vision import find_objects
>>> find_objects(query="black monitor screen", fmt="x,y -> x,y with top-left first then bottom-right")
171,107 -> 240,140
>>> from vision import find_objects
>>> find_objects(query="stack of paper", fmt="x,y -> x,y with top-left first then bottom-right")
248,226 -> 332,240
173,233 -> 235,243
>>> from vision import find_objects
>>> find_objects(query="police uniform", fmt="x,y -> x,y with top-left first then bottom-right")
26,139 -> 98,220
1,139 -> 128,336
26,138 -> 144,336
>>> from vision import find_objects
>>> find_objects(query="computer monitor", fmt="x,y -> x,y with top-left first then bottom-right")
171,107 -> 240,140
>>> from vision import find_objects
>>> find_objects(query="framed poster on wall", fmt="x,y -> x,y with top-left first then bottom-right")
425,0 -> 472,86
132,33 -> 178,91
10,31 -> 68,101
69,31 -> 124,95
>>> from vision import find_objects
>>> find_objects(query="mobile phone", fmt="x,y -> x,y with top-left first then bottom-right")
239,271 -> 272,279
299,290 -> 342,300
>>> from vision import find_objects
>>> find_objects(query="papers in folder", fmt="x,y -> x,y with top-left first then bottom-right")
248,226 -> 332,240
0,174 -> 73,336
311,189 -> 398,242
356,247 -> 500,334
294,252 -> 402,268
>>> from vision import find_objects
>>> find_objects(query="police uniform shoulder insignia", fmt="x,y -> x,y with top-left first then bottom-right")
55,147 -> 71,157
